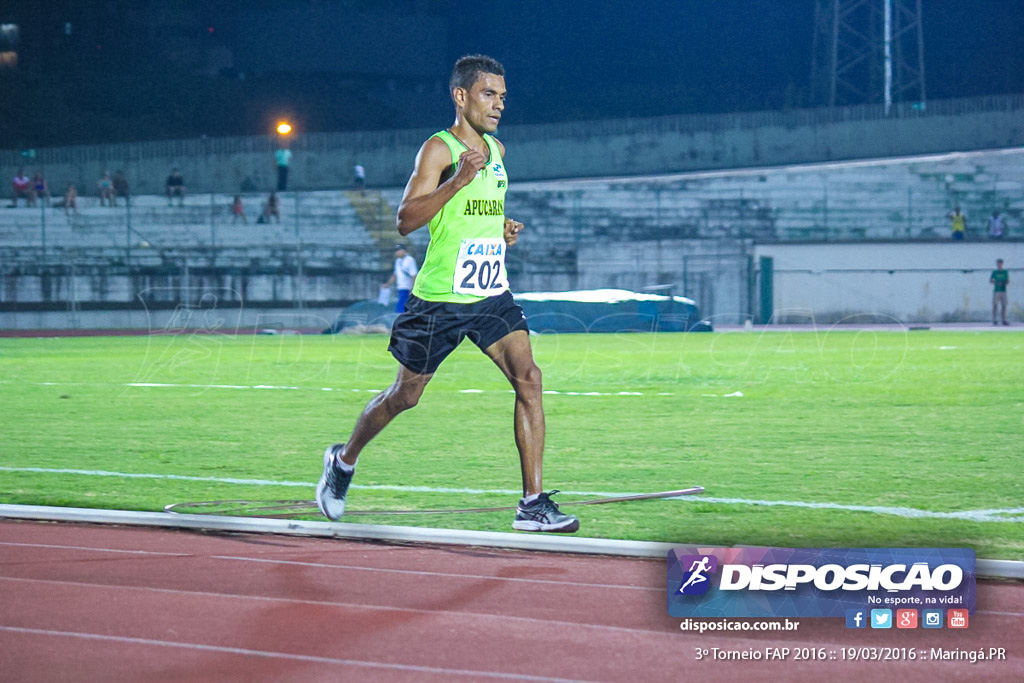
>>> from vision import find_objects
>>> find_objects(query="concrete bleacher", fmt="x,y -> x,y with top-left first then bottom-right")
0,190 -> 383,271
5,148 -> 1020,264
495,147 -> 1024,246
3,146 -> 1021,311
365,150 -> 1024,299
4,147 -> 1023,328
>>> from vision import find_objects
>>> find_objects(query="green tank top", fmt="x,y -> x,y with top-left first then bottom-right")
411,130 -> 509,304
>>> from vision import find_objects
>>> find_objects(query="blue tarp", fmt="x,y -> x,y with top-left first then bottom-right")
325,289 -> 711,334
515,290 -> 711,333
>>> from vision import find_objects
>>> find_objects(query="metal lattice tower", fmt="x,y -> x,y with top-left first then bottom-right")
812,0 -> 926,113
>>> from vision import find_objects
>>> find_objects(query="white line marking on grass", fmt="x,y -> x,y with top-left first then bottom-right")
0,466 -> 314,488
3,466 -> 1024,523
0,626 -> 594,682
26,380 -> 667,397
692,495 -> 1024,524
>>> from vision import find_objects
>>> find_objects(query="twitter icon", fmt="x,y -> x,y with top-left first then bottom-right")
870,609 -> 893,629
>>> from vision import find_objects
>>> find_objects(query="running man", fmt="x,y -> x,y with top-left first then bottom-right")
316,55 -> 579,533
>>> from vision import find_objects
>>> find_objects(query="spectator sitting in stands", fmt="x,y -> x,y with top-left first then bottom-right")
112,170 -> 130,206
62,183 -> 78,216
257,192 -> 280,223
10,168 -> 32,207
165,168 -> 186,206
32,173 -> 50,207
231,195 -> 247,224
98,171 -> 114,207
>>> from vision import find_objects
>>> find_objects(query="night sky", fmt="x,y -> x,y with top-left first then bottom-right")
445,0 -> 1024,124
1,0 -> 1022,147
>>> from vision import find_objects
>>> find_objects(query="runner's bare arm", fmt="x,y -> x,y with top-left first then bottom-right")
503,217 -> 523,246
494,137 -> 522,246
396,138 -> 486,235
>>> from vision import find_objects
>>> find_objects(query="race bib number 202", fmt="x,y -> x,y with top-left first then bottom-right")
454,238 -> 508,295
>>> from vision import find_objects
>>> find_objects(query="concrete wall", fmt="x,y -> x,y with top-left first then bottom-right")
5,240 -> 1021,330
5,95 -> 1022,196
754,242 -> 1024,323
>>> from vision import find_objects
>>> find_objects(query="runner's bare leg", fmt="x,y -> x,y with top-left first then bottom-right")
485,330 -> 544,497
339,365 -> 432,466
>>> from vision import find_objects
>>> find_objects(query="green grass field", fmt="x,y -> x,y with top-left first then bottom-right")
1,328 -> 1022,558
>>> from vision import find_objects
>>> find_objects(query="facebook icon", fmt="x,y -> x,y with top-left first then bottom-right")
845,609 -> 867,629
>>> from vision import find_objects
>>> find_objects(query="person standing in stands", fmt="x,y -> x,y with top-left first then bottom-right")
275,144 -> 292,192
382,244 -> 419,313
947,206 -> 966,240
316,54 -> 579,534
991,259 -> 1010,326
988,210 -> 1006,239
353,163 -> 366,194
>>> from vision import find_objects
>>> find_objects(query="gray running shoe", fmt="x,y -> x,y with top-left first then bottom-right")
512,491 -> 579,533
316,444 -> 353,520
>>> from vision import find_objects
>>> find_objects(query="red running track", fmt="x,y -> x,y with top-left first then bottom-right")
1,519 -> 1022,682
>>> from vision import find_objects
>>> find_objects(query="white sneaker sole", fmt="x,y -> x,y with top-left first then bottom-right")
512,518 -> 580,533
315,446 -> 347,521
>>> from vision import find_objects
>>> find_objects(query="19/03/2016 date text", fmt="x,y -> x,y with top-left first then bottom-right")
694,647 -> 1008,662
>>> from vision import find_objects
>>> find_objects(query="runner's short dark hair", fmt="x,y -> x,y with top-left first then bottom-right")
450,55 -> 505,92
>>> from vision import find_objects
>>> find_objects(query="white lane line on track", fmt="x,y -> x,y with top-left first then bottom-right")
210,555 -> 661,592
0,541 -> 656,592
0,576 -> 673,636
0,626 -> 595,683
0,541 -> 188,557
3,465 -> 1024,523
5,574 -> 1022,622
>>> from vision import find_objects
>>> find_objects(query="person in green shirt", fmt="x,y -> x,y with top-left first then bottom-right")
316,55 -> 578,533
275,145 -> 292,191
991,259 -> 1010,326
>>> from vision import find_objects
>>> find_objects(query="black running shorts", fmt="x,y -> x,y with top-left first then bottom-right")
387,290 -> 529,375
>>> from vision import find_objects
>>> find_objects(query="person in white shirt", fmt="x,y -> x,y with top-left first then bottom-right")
383,244 -> 418,312
988,211 -> 1006,239
353,164 -> 366,194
